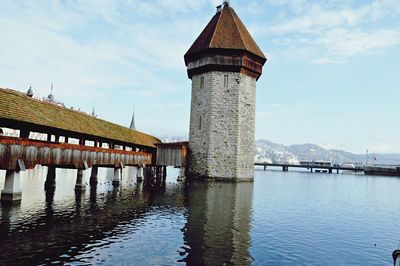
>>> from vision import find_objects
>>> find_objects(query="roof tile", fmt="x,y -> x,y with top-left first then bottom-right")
0,88 -> 160,148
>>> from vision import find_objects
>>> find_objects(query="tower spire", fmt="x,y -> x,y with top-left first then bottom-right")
129,107 -> 136,130
47,82 -> 55,102
27,84 -> 33,97
92,102 -> 96,116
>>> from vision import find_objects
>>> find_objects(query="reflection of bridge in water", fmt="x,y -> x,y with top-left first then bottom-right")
0,88 -> 188,203
0,169 -> 169,264
0,167 -> 254,264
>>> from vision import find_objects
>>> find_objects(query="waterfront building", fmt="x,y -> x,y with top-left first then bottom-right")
184,2 -> 266,181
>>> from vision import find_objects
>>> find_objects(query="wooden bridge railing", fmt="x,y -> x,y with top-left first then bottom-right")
0,136 -> 152,170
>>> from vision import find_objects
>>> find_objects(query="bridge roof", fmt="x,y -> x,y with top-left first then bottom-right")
0,88 -> 160,148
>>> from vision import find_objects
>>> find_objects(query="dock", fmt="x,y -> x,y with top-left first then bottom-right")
255,162 -> 365,173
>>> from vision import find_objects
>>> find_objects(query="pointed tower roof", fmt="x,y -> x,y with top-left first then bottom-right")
185,2 -> 266,63
184,2 -> 266,80
129,109 -> 136,130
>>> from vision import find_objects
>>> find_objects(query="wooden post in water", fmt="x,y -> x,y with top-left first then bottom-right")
90,166 -> 98,186
163,166 -> 167,182
112,167 -> 120,186
74,169 -> 86,191
137,166 -> 144,182
45,166 -> 56,190
155,166 -> 161,186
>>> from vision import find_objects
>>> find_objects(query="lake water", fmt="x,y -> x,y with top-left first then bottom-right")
0,166 -> 399,265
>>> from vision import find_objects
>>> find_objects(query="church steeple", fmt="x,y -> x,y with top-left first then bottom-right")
129,108 -> 136,130
91,102 -> 96,116
47,82 -> 55,102
27,84 -> 33,97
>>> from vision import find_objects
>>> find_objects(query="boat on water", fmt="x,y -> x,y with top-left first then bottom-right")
364,166 -> 400,176
341,162 -> 357,174
341,163 -> 356,168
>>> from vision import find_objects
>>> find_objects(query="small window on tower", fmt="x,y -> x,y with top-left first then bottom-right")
200,76 -> 204,89
199,116 -> 202,130
224,75 -> 228,87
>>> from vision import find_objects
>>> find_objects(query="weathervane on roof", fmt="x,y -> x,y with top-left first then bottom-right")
217,0 -> 230,12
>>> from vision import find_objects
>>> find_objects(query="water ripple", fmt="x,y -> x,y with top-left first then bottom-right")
0,168 -> 399,264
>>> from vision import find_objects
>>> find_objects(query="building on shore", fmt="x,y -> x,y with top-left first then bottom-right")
184,1 -> 267,181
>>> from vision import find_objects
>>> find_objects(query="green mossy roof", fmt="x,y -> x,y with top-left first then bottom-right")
0,88 -> 160,148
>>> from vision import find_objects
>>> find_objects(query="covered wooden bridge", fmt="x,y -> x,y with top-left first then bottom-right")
0,88 -> 163,202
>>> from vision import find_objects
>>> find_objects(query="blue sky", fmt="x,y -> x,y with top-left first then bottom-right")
0,0 -> 399,153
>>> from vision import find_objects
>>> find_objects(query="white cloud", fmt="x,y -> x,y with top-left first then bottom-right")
0,1 -> 201,101
268,0 -> 400,35
313,28 -> 400,63
268,0 -> 308,14
0,0 -> 207,138
270,4 -> 366,35
0,0 -> 399,147
260,0 -> 400,63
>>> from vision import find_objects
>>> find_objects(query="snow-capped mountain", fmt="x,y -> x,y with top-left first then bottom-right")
255,139 -> 400,165
158,136 -> 400,165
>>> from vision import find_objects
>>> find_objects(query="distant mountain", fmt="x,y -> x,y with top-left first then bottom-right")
256,139 -> 400,165
158,136 -> 400,165
255,140 -> 299,164
159,135 -> 188,143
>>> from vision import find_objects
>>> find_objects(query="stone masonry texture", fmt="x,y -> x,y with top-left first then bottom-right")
188,71 -> 256,181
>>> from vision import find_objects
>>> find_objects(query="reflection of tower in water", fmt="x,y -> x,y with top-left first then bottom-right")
182,182 -> 253,265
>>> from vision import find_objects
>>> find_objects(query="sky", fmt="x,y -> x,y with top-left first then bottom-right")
0,0 -> 399,154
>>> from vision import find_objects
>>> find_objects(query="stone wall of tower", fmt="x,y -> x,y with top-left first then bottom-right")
188,71 -> 256,181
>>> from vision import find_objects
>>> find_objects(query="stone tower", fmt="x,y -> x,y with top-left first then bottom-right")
184,2 -> 266,181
